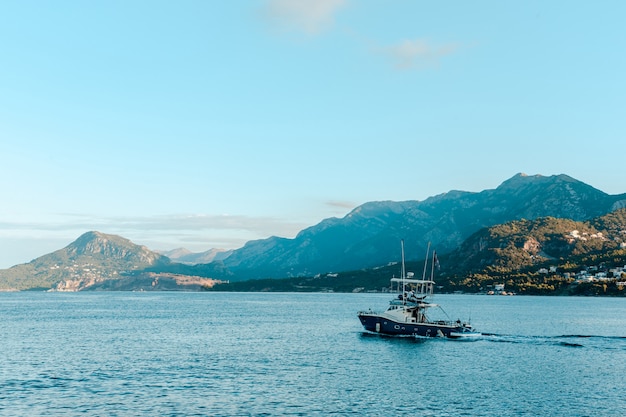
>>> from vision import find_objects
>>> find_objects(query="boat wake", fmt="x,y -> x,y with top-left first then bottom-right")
360,331 -> 626,350
479,333 -> 626,350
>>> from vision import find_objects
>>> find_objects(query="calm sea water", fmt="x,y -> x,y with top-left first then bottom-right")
1,292 -> 625,416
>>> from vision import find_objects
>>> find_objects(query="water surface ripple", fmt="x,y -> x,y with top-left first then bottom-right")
1,292 -> 625,416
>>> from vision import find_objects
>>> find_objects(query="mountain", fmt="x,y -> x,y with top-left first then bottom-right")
433,208 -> 626,295
218,173 -> 626,280
443,208 -> 626,276
160,247 -> 193,260
3,173 -> 626,290
212,209 -> 626,295
161,248 -> 233,265
0,231 -> 223,291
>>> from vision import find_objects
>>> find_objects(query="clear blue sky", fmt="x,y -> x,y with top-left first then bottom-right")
1,0 -> 625,268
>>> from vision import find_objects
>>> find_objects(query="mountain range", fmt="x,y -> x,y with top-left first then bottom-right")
213,208 -> 626,296
216,173 -> 626,279
1,173 -> 626,291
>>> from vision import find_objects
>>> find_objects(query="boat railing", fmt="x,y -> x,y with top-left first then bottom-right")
390,277 -> 434,300
390,278 -> 435,285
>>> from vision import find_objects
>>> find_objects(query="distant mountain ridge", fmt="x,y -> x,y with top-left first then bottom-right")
218,173 -> 626,279
159,248 -> 233,265
2,173 -> 626,290
213,209 -> 626,295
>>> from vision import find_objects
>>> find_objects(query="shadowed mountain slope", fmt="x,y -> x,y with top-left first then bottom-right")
219,173 -> 626,280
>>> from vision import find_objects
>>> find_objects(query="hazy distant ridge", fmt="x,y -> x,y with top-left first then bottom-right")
159,248 -> 233,265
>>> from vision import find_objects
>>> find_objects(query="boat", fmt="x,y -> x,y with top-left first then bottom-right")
357,241 -> 478,339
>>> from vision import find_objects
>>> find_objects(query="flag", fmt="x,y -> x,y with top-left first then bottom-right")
434,251 -> 440,270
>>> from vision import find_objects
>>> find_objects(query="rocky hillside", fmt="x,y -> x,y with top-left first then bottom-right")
444,209 -> 626,276
219,173 -> 626,280
0,231 -> 222,291
438,209 -> 626,295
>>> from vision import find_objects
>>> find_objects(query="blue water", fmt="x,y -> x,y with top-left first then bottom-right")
1,292 -> 625,416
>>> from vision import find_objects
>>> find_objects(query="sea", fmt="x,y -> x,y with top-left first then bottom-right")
1,292 -> 625,417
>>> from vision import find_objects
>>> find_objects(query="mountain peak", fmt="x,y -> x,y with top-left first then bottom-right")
65,231 -> 165,265
0,231 -> 173,291
499,172 -> 543,187
497,173 -> 582,190
348,201 -> 412,218
161,247 -> 233,265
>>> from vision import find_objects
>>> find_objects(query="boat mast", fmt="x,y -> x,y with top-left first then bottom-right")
401,239 -> 406,281
421,242 -> 431,281
431,251 -> 436,281
429,250 -> 437,298
401,239 -> 406,305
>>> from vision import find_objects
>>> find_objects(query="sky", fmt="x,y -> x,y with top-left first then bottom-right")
1,0 -> 625,269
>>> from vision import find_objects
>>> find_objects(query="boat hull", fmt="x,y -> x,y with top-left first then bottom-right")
358,312 -> 463,338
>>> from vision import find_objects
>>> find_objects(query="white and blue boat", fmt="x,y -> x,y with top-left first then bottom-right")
358,241 -> 478,339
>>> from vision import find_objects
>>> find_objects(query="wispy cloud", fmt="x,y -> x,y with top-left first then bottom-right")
326,200 -> 356,210
261,0 -> 348,35
259,2 -> 462,70
377,38 -> 460,70
0,213 -> 310,251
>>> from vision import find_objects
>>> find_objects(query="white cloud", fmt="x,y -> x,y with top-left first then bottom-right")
259,2 -> 462,70
379,38 -> 460,70
262,0 -> 348,35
